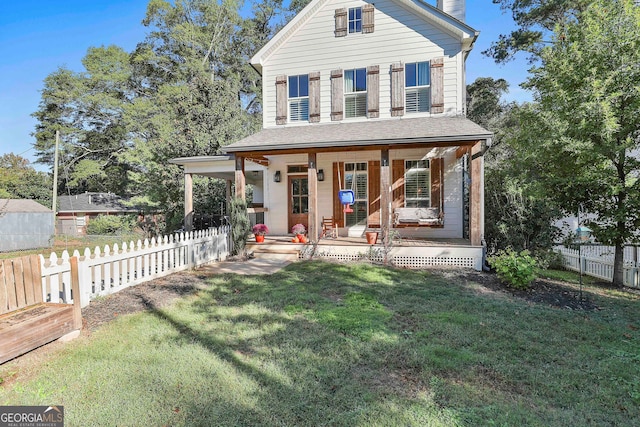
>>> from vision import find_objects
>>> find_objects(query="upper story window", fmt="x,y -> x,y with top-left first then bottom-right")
288,74 -> 309,122
335,5 -> 374,37
405,62 -> 430,113
344,68 -> 367,118
349,7 -> 362,33
404,160 -> 430,207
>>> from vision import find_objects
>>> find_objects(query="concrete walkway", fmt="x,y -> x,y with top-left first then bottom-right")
197,258 -> 293,275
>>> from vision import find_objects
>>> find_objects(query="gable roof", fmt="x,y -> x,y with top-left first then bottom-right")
57,193 -> 139,214
223,116 -> 491,153
0,199 -> 52,213
251,0 -> 479,74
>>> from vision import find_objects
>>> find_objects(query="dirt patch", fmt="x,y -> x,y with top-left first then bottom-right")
444,269 -> 602,311
83,271 -> 210,331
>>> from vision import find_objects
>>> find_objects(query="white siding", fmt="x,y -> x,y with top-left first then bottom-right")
261,0 -> 465,128
263,147 -> 463,238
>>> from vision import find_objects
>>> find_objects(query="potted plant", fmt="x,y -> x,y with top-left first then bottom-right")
365,229 -> 378,245
252,223 -> 269,243
291,223 -> 306,242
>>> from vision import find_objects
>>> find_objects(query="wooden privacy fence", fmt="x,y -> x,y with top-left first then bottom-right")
553,245 -> 640,289
41,227 -> 230,308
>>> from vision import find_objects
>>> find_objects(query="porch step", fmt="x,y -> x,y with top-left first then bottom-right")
246,243 -> 301,261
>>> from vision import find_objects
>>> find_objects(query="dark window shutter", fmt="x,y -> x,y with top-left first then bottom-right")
430,158 -> 443,211
363,4 -> 375,34
367,65 -> 379,118
309,71 -> 321,123
430,57 -> 444,114
392,159 -> 405,208
335,8 -> 347,37
333,162 -> 345,227
276,75 -> 287,125
391,63 -> 404,117
368,160 -> 381,227
331,69 -> 343,121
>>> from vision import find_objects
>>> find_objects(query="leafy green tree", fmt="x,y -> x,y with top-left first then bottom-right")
485,0 -> 591,63
32,45 -> 133,195
0,154 -> 52,207
466,78 -> 562,254
521,0 -> 640,286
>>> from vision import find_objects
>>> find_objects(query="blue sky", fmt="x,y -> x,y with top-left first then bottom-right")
0,0 -> 532,171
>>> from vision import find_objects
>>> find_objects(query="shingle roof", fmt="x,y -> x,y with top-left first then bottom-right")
57,193 -> 139,213
0,199 -> 52,213
223,116 -> 492,153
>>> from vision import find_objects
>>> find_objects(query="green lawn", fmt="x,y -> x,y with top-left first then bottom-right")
1,261 -> 638,426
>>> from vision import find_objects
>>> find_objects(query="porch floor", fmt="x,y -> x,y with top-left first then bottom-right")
249,235 -> 474,247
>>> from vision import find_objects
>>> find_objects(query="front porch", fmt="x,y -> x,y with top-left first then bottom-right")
246,235 -> 484,270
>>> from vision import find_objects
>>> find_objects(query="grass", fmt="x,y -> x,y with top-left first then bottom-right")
1,261 -> 638,426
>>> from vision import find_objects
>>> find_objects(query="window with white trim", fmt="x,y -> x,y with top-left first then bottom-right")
344,68 -> 367,118
349,7 -> 362,33
405,62 -> 430,113
288,74 -> 309,122
405,160 -> 430,207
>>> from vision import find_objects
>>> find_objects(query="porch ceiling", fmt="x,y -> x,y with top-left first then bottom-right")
223,116 -> 492,154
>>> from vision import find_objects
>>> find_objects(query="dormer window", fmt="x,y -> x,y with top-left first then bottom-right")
349,8 -> 362,33
288,75 -> 309,122
345,68 -> 367,118
405,62 -> 430,113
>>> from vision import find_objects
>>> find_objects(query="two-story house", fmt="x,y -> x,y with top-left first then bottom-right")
171,0 -> 492,269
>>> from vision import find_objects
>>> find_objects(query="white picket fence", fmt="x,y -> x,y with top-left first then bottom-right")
40,227 -> 230,308
553,245 -> 640,289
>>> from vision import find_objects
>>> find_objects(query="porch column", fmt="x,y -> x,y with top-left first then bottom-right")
470,141 -> 485,246
380,149 -> 391,244
184,172 -> 193,232
308,152 -> 318,242
235,156 -> 245,200
225,179 -> 232,216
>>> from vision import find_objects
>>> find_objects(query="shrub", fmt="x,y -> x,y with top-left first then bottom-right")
86,214 -> 136,235
230,198 -> 250,256
533,249 -> 565,270
489,248 -> 537,290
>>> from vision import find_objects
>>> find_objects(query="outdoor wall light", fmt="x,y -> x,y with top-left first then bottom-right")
274,171 -> 281,182
317,169 -> 325,181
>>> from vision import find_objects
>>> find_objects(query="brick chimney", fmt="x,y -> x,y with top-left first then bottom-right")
437,0 -> 465,23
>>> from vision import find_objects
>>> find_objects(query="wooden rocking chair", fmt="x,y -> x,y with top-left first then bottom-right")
321,216 -> 338,239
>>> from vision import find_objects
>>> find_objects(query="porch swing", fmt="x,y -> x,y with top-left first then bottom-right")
393,158 -> 445,228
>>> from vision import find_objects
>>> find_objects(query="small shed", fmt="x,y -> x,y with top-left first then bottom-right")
0,199 -> 54,252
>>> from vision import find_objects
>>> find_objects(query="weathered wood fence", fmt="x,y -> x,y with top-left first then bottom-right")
553,245 -> 640,289
41,227 -> 230,308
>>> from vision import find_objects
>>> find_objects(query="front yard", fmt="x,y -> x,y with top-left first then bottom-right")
1,261 -> 638,426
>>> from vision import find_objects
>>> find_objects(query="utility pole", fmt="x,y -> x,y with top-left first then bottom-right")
52,130 -> 60,230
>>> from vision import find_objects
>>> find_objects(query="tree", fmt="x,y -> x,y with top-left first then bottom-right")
466,78 -> 562,254
521,0 -> 640,286
31,45 -> 134,195
485,0 -> 591,63
0,154 -> 52,207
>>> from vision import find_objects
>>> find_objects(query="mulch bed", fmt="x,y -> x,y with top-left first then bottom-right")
82,272 -> 210,331
454,269 -> 602,311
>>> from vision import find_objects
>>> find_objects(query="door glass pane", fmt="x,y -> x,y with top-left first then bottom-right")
292,179 -> 300,195
293,197 -> 301,214
301,196 -> 309,213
